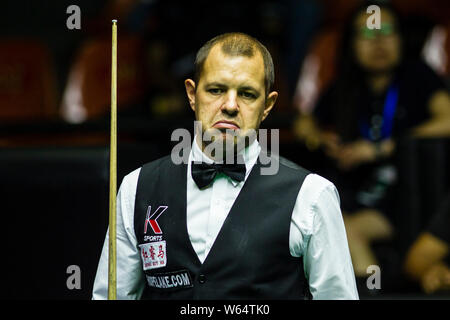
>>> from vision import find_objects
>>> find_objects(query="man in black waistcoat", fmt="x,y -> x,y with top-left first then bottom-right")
93,32 -> 358,300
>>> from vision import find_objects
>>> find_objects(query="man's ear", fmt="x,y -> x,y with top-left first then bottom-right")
184,79 -> 196,112
261,91 -> 278,122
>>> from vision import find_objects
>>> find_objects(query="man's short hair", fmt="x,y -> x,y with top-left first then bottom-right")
194,32 -> 275,95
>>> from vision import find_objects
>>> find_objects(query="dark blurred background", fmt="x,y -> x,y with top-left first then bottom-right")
0,0 -> 449,299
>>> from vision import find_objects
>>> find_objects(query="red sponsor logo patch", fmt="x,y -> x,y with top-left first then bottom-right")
140,240 -> 167,270
144,205 -> 168,234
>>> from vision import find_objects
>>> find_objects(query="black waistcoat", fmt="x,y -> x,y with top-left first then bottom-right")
134,153 -> 311,300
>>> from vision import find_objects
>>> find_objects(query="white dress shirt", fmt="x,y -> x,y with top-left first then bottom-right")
92,138 -> 359,300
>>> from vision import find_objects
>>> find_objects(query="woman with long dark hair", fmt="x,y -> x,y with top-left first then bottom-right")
294,1 -> 450,289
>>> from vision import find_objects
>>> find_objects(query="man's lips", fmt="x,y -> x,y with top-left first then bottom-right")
212,121 -> 240,130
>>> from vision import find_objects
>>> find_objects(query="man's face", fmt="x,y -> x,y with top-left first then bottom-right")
185,44 -> 277,154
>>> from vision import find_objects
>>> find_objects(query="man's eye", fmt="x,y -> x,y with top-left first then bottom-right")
208,88 -> 223,94
240,91 -> 257,99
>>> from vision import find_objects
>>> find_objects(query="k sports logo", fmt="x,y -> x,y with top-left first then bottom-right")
144,205 -> 168,234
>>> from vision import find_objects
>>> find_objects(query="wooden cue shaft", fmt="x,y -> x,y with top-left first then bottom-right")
108,19 -> 118,300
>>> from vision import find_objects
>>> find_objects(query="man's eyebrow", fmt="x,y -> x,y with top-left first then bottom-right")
204,82 -> 227,88
239,85 -> 259,92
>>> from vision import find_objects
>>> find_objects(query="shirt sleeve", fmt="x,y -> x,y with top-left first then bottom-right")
299,174 -> 359,300
92,168 -> 145,300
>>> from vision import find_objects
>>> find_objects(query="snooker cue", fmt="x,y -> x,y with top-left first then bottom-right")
108,19 -> 118,300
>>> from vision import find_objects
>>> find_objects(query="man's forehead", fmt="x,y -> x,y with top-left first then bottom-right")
201,44 -> 265,86
206,43 -> 263,63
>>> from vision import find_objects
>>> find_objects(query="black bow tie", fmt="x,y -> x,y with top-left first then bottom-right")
191,157 -> 246,189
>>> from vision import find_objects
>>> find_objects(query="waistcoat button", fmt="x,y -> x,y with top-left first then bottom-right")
198,274 -> 206,284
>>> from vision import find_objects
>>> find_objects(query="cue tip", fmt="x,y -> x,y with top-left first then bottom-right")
112,19 -> 117,24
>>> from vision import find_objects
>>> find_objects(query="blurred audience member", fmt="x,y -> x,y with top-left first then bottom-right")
404,191 -> 450,294
293,1 -> 450,288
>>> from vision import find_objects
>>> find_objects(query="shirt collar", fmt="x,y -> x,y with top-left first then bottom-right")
190,135 -> 260,187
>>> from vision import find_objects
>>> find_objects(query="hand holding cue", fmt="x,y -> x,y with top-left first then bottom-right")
108,19 -> 118,300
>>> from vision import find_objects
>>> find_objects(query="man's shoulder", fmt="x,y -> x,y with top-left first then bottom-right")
301,172 -> 338,204
274,155 -> 334,190
141,155 -> 173,170
267,154 -> 337,200
277,155 -> 310,174
121,155 -> 173,188
265,154 -> 311,179
135,154 -> 188,185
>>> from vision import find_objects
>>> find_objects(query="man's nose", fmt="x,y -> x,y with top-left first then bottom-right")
221,91 -> 239,114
